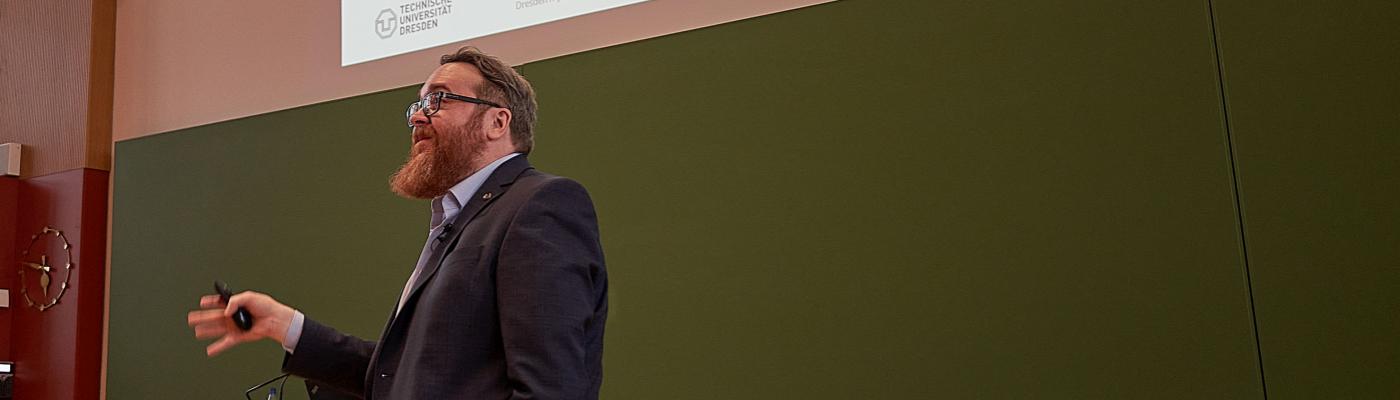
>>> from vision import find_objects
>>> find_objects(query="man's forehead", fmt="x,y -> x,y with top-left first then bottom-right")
419,63 -> 480,96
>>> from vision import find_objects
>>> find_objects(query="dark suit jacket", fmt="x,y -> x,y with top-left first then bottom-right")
283,156 -> 608,400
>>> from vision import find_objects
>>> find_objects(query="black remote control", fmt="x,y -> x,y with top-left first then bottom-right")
214,281 -> 254,331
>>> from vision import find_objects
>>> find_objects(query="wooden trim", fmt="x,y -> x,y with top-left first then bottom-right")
85,0 -> 117,172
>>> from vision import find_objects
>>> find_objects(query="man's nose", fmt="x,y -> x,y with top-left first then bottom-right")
409,109 -> 432,127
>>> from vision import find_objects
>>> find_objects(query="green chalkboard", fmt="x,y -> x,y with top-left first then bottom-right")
1212,2 -> 1400,398
110,0 -> 1283,398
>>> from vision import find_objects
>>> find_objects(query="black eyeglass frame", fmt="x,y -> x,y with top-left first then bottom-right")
406,91 -> 506,127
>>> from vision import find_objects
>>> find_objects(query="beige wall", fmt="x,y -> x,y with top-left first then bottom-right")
1,0 -> 115,177
113,0 -> 833,142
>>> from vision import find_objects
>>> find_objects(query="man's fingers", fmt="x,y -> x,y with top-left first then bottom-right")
192,291 -> 285,356
199,294 -> 223,308
187,309 -> 227,326
206,334 -> 243,357
192,293 -> 270,357
193,323 -> 227,339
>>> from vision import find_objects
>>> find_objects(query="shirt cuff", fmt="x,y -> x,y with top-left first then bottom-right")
282,310 -> 305,354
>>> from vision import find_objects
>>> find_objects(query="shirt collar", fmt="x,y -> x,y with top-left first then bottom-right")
429,152 -> 521,230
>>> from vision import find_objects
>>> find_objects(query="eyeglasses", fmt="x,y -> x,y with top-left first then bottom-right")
405,91 -> 505,127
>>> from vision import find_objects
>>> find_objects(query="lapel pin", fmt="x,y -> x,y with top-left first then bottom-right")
482,192 -> 493,200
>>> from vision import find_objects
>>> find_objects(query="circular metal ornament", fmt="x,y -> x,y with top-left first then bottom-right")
18,226 -> 75,311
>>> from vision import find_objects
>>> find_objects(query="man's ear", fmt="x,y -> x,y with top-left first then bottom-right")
487,108 -> 512,141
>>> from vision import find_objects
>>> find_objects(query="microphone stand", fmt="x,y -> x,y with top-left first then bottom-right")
244,373 -> 290,400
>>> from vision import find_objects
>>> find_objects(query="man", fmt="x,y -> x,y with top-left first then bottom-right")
187,46 -> 608,400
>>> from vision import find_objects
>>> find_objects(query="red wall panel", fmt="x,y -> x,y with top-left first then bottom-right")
10,169 -> 107,400
0,176 -> 17,362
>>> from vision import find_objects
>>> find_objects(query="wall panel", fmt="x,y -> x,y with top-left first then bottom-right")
10,169 -> 109,400
0,1 -> 113,177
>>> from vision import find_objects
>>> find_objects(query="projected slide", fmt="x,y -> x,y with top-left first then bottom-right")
343,0 -> 648,66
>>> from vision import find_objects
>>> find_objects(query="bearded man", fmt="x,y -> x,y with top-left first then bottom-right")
187,47 -> 608,400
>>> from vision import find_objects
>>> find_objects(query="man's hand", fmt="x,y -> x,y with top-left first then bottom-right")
187,291 -> 295,356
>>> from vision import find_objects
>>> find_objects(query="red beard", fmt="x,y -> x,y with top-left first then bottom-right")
389,113 -> 486,199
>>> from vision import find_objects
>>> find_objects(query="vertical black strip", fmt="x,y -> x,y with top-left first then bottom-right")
1206,1 -> 1269,398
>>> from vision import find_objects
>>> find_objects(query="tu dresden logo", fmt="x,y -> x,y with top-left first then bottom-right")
375,9 -> 398,39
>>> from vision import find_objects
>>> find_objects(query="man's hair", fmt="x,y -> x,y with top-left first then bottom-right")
440,46 -> 538,153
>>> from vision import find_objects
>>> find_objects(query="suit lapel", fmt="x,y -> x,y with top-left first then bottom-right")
394,155 -> 533,322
